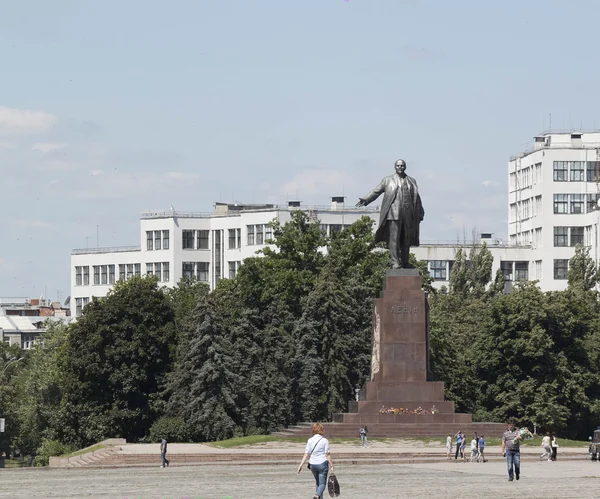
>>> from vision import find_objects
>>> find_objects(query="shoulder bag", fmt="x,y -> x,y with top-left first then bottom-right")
307,436 -> 324,470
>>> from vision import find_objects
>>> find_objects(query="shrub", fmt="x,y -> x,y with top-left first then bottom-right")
34,439 -> 74,467
147,417 -> 192,443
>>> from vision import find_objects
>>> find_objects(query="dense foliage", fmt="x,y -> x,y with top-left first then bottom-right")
3,218 -> 600,462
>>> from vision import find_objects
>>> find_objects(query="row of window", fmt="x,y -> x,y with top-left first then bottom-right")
553,193 -> 599,214
75,297 -> 90,317
553,226 -> 588,247
147,230 -> 170,251
76,263 -> 168,286
246,224 -> 273,246
428,259 -> 570,281
510,163 -> 542,191
183,230 -> 209,250
553,161 -> 600,182
182,261 -> 210,282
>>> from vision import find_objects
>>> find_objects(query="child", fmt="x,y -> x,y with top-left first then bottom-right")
446,434 -> 452,459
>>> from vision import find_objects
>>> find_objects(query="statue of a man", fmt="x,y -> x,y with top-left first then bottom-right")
356,159 -> 425,268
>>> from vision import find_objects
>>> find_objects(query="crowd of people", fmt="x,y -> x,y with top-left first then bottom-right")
447,431 -> 487,462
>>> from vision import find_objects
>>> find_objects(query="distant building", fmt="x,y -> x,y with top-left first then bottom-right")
0,297 -> 72,349
414,130 -> 600,291
70,199 -> 379,318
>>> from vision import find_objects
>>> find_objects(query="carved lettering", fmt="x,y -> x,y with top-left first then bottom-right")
390,303 -> 419,314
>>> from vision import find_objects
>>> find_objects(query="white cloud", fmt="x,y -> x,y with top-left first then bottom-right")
32,142 -> 67,153
165,171 -> 199,180
482,180 -> 494,187
0,106 -> 57,135
280,168 -> 350,197
89,169 -> 103,176
12,219 -> 54,229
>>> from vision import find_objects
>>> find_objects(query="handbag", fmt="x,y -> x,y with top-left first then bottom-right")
306,436 -> 324,470
327,473 -> 340,497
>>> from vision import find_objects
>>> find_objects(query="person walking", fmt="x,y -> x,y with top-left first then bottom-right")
359,426 -> 369,448
540,433 -> 552,461
160,438 -> 169,468
454,431 -> 463,460
297,423 -> 335,499
501,421 -> 523,481
461,433 -> 467,460
446,434 -> 452,460
479,435 -> 487,462
551,434 -> 559,461
470,436 -> 479,462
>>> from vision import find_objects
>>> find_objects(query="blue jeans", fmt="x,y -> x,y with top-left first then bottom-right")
506,449 -> 520,479
310,461 -> 329,499
161,452 -> 169,467
360,435 -> 368,447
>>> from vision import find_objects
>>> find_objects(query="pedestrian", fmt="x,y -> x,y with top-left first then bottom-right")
551,434 -> 558,461
359,426 -> 369,448
540,432 -> 552,461
501,421 -> 523,481
160,438 -> 169,468
461,433 -> 467,459
470,436 -> 479,462
454,431 -> 463,460
446,434 -> 452,459
297,423 -> 335,499
479,435 -> 487,462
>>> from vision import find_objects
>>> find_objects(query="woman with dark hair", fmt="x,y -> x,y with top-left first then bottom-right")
551,434 -> 558,461
297,423 -> 335,499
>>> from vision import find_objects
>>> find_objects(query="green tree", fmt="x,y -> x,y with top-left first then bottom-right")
568,243 -> 599,292
60,277 -> 176,448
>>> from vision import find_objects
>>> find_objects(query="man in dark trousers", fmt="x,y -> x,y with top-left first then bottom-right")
501,422 -> 522,481
160,438 -> 169,468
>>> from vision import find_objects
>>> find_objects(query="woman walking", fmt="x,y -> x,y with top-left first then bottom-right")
297,423 -> 335,499
551,434 -> 558,461
540,433 -> 551,461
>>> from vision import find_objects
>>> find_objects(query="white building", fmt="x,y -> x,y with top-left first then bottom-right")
414,131 -> 600,291
70,199 -> 379,317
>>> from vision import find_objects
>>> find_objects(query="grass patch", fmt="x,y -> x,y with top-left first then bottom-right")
61,443 -> 106,458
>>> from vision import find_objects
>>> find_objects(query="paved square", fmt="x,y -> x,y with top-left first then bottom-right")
1,460 -> 598,499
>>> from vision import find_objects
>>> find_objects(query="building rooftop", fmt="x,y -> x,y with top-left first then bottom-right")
510,130 -> 600,161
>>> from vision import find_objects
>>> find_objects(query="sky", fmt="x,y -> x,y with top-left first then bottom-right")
2,0 -> 600,300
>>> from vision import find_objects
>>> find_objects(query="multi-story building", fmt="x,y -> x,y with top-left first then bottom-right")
414,131 -> 600,291
0,297 -> 72,349
70,199 -> 379,317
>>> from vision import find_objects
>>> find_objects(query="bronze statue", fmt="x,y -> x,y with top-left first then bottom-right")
356,159 -> 424,268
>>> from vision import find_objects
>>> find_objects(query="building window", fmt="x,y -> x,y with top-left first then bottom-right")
500,261 -> 513,281
554,259 -> 569,280
146,263 -> 154,277
82,266 -> 89,285
76,266 -> 82,286
429,260 -> 447,280
109,265 -> 115,284
163,230 -> 169,250
214,230 -> 222,282
587,193 -> 599,213
571,226 -> 584,246
182,262 -> 194,279
515,261 -> 529,281
76,298 -> 83,317
256,224 -> 264,245
319,224 -> 328,236
22,335 -> 36,350
265,223 -> 273,242
147,231 -> 153,250
119,264 -> 126,281
197,262 -> 209,282
570,161 -> 585,181
126,264 -> 134,280
570,194 -> 584,214
553,161 -> 568,181
93,266 -> 100,285
237,228 -> 241,248
154,231 -> 161,250
163,262 -> 170,282
182,230 -> 195,249
587,161 -> 600,182
554,226 -> 568,247
553,194 -> 568,214
197,230 -> 209,250
229,261 -> 237,279
247,225 -> 255,245
229,229 -> 237,249
134,263 -> 141,277
155,262 -> 162,281
330,224 -> 343,235
101,265 -> 108,285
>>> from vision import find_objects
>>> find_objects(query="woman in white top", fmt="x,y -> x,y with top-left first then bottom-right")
297,423 -> 335,499
540,433 -> 551,460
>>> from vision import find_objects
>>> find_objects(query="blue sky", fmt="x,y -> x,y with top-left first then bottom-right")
1,0 -> 600,300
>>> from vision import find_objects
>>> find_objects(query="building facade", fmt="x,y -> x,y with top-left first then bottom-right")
70,199 -> 379,317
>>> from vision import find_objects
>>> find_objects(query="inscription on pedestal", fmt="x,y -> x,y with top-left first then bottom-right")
390,304 -> 419,314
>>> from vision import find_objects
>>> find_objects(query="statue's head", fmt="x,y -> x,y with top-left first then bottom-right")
394,159 -> 406,175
